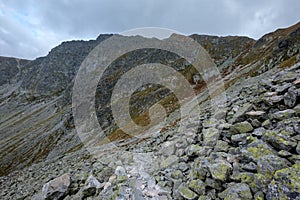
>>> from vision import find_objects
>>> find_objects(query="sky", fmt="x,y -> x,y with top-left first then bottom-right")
0,0 -> 300,60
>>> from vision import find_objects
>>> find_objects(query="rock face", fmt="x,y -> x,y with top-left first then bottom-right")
1,22 -> 300,200
0,56 -> 30,86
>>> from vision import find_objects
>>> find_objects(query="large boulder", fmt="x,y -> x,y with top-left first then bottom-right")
42,173 -> 71,200
219,183 -> 253,200
209,160 -> 232,181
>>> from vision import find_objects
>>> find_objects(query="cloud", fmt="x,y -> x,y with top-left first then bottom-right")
1,0 -> 300,59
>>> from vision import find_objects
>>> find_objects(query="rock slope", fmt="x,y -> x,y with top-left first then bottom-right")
0,22 -> 300,199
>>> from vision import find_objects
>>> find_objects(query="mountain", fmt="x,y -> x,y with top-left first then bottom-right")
0,22 -> 300,199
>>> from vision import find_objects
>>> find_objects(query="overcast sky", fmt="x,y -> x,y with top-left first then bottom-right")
1,0 -> 300,60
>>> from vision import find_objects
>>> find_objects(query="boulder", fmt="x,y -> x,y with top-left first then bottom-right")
283,90 -> 297,108
188,180 -> 206,195
209,160 -> 232,181
219,183 -> 252,200
230,121 -> 254,134
160,155 -> 179,169
257,155 -> 290,179
186,145 -> 211,157
202,128 -> 220,146
82,174 -> 101,198
272,109 -> 295,120
178,184 -> 198,200
242,140 -> 275,161
42,173 -> 71,200
265,130 -> 297,151
229,103 -> 253,123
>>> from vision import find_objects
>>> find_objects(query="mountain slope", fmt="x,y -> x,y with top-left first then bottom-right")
0,22 -> 300,199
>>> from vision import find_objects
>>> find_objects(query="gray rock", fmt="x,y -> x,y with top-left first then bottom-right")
252,127 -> 266,137
202,128 -> 220,146
42,173 -> 71,200
231,133 -> 248,142
263,95 -> 283,106
82,174 -> 101,198
230,121 -> 254,134
272,109 -> 295,120
262,119 -> 272,129
246,110 -> 266,118
219,183 -> 252,200
284,90 -> 297,108
215,140 -> 229,152
159,141 -> 176,156
203,118 -> 219,128
171,170 -> 183,179
213,110 -> 227,120
278,150 -> 293,157
229,103 -> 253,123
296,142 -> 300,155
275,83 -> 292,94
277,71 -> 297,83
205,178 -> 222,190
115,166 -> 126,177
160,155 -> 179,169
186,145 -> 211,157
242,140 -> 276,162
241,162 -> 257,172
250,119 -> 262,128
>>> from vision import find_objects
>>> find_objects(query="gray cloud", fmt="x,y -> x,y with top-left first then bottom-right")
1,0 -> 300,59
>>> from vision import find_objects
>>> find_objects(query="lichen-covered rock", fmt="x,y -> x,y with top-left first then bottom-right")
187,179 -> 205,196
82,174 -> 101,198
230,121 -> 254,134
266,164 -> 300,200
209,160 -> 232,181
257,155 -> 290,180
42,173 -> 71,200
219,183 -> 253,200
177,184 -> 198,200
265,130 -> 297,151
242,140 -> 275,161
